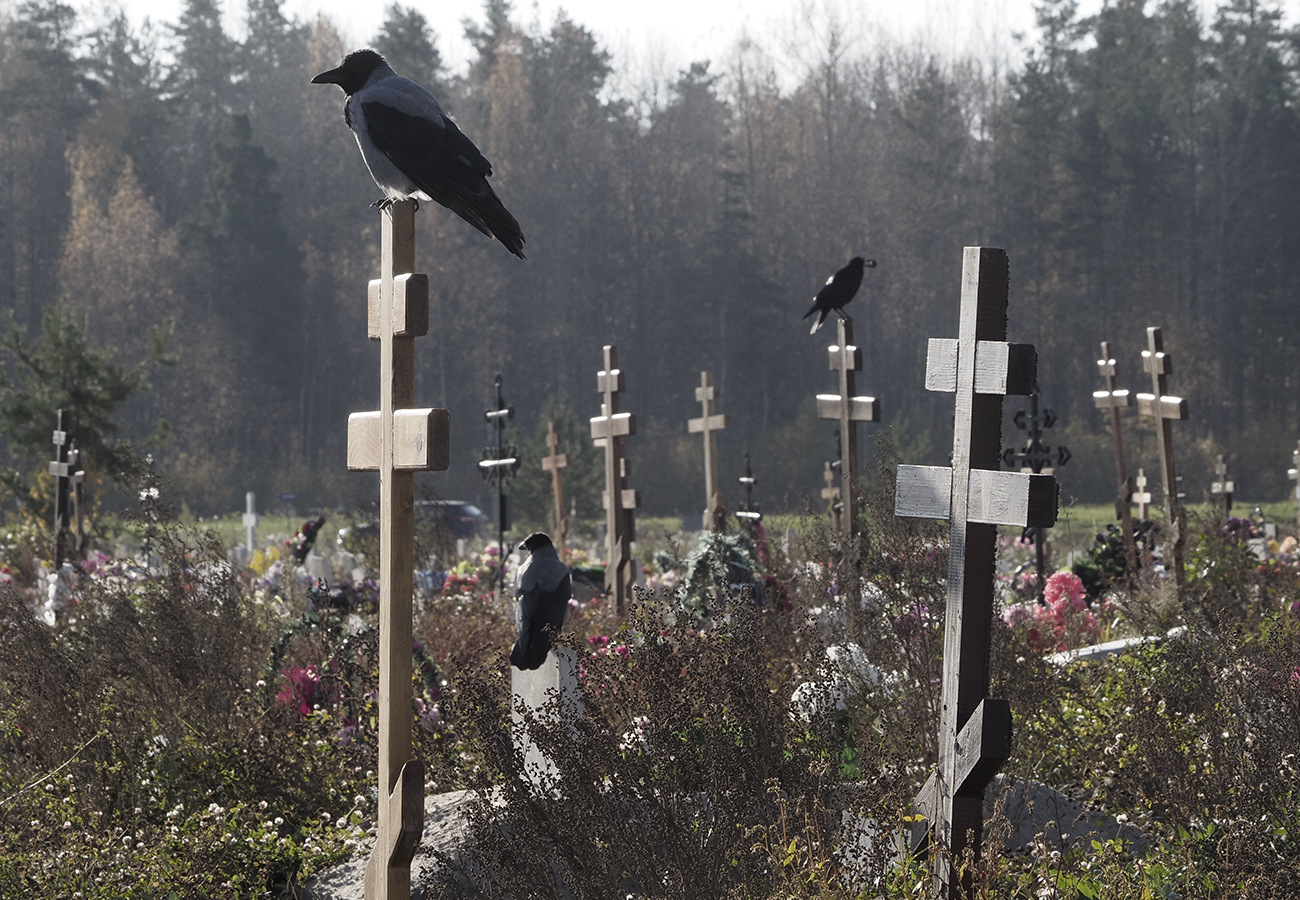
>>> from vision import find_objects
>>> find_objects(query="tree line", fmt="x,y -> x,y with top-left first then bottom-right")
0,0 -> 1297,529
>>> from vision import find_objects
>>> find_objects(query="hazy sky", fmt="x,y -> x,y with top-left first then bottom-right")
95,0 -> 1300,79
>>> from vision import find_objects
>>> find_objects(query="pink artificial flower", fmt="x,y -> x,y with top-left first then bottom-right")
1044,572 -> 1087,610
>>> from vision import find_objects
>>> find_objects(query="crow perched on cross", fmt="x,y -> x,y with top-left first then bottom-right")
803,256 -> 876,334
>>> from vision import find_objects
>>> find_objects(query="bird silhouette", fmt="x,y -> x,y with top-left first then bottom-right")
313,49 -> 525,259
804,256 -> 876,334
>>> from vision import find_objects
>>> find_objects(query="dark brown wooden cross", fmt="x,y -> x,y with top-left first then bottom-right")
688,371 -> 729,531
894,248 -> 1057,898
1210,455 -> 1234,517
345,201 -> 447,900
1288,442 -> 1300,525
48,410 -> 73,566
1136,326 -> 1189,587
821,460 -> 841,532
1093,340 -> 1139,576
1134,468 -> 1152,521
590,345 -> 639,615
542,422 -> 569,557
816,317 -> 878,536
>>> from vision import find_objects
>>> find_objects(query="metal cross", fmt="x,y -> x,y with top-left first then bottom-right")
589,345 -> 639,615
542,422 -> 569,557
688,371 -> 729,531
1137,326 -> 1189,587
48,410 -> 73,566
816,317 -> 879,536
736,451 -> 761,526
480,374 -> 520,596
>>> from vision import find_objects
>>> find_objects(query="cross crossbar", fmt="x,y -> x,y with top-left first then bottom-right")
367,273 -> 429,339
347,409 -> 450,471
363,761 -> 425,896
924,339 -> 1036,395
895,465 -> 1057,527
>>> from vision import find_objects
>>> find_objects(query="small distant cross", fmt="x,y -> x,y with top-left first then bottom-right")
1288,442 -> 1300,525
542,422 -> 569,557
242,492 -> 259,553
1093,340 -> 1138,576
1136,326 -> 1189,586
688,371 -> 729,531
736,452 -> 761,526
1210,455 -> 1234,517
1133,468 -> 1152,521
479,375 -> 520,596
48,410 -> 73,566
816,317 -> 879,536
894,248 -> 1056,898
590,345 -> 639,615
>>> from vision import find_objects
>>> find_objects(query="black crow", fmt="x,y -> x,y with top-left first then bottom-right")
312,49 -> 526,259
803,256 -> 876,334
509,532 -> 572,670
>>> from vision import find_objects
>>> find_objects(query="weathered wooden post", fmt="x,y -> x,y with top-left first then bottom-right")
590,345 -> 639,615
688,371 -> 729,531
48,410 -> 73,566
816,317 -> 879,536
894,248 -> 1057,897
479,375 -> 519,598
1136,327 -> 1189,586
821,459 -> 841,532
542,422 -> 569,557
345,200 -> 450,900
1134,468 -> 1152,521
1092,341 -> 1139,577
1288,442 -> 1300,525
242,491 -> 259,553
1210,455 -> 1234,518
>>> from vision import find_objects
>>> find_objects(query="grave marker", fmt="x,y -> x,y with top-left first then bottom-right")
479,375 -> 520,596
1092,341 -> 1139,577
894,247 -> 1056,897
736,452 -> 761,526
1288,442 -> 1300,525
542,422 -> 569,558
1136,326 -> 1189,586
816,317 -> 879,536
821,459 -> 841,532
1210,455 -> 1234,517
1003,386 -> 1070,600
688,371 -> 729,531
48,410 -> 73,566
344,200 -> 449,900
589,345 -> 639,615
1133,469 -> 1152,521
68,441 -> 85,559
242,491 -> 259,553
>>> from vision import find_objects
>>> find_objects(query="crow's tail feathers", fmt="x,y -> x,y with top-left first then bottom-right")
809,312 -> 828,335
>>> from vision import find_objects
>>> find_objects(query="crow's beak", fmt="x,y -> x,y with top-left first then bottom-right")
311,68 -> 342,85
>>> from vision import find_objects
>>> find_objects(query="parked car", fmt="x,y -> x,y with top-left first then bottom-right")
336,501 -> 487,554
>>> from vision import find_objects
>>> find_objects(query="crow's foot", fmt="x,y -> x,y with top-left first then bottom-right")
371,197 -> 394,210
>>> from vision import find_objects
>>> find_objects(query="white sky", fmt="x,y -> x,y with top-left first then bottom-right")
82,0 -> 1300,82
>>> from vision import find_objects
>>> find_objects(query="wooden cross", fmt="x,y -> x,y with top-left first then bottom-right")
67,441 -> 86,558
688,371 -> 729,531
1133,468 -> 1152,521
1093,340 -> 1139,577
48,409 -> 73,566
1288,442 -> 1300,525
345,201 -> 447,900
816,317 -> 879,536
479,375 -> 519,597
242,491 -> 259,553
1136,326 -> 1189,587
894,248 -> 1056,897
821,459 -> 841,532
542,422 -> 569,557
1210,455 -> 1234,517
589,345 -> 639,615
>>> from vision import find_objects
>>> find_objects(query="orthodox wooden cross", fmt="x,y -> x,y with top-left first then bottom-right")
542,422 -> 569,557
242,491 -> 259,553
688,371 -> 729,531
479,375 -> 519,597
590,345 -> 639,615
1093,341 -> 1138,576
821,459 -> 841,532
1210,455 -> 1234,517
816,317 -> 878,536
345,200 -> 449,900
1133,468 -> 1152,521
1136,327 -> 1188,587
736,452 -> 761,526
1288,442 -> 1300,525
894,248 -> 1056,898
48,410 -> 73,566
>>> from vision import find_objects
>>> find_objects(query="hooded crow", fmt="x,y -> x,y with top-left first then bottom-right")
803,256 -> 876,334
312,49 -> 526,259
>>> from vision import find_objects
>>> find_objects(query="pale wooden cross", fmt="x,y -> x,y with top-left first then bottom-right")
1210,455 -> 1234,517
48,409 -> 73,566
1092,340 -> 1139,576
590,345 -> 639,615
821,459 -> 841,532
242,491 -> 259,553
894,247 -> 1056,898
688,371 -> 730,531
1137,326 -> 1189,587
345,200 -> 449,900
1133,468 -> 1152,521
542,422 -> 569,557
816,317 -> 879,536
1288,442 -> 1300,525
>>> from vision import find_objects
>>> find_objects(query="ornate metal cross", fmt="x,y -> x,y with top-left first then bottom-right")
894,247 -> 1057,897
736,451 -> 761,526
688,371 -> 729,531
542,422 -> 569,557
590,345 -> 639,615
816,317 -> 879,536
1137,326 -> 1188,586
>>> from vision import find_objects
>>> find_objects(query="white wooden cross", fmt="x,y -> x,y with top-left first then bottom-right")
1210,455 -> 1234,517
48,409 -> 73,566
590,345 -> 639,615
242,491 -> 259,553
688,371 -> 729,531
1288,442 -> 1300,525
344,201 -> 449,900
1133,468 -> 1152,521
542,422 -> 569,557
1137,326 -> 1189,587
1093,340 -> 1139,576
816,317 -> 879,536
821,460 -> 841,532
894,247 -> 1056,897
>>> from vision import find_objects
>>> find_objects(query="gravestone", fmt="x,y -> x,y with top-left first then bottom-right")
1210,455 -> 1234,517
1133,469 -> 1152,521
894,247 -> 1057,897
542,422 -> 569,557
590,345 -> 639,615
816,317 -> 879,536
344,200 -> 450,900
1136,327 -> 1189,587
1092,341 -> 1139,576
243,491 -> 259,553
510,648 -> 581,789
688,371 -> 729,531
48,410 -> 74,566
479,375 -> 520,597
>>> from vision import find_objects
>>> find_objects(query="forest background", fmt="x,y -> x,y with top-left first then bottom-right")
1,0 -> 1299,526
